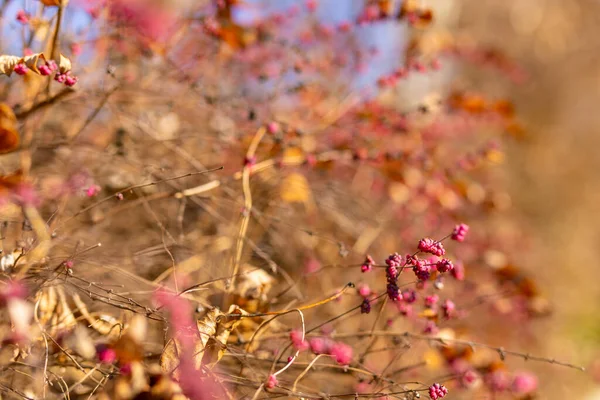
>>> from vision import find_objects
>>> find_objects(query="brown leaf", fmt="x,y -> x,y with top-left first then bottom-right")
161,306 -> 247,375
202,304 -> 246,368
113,315 -> 146,364
22,52 -> 47,74
0,103 -> 19,154
58,53 -> 72,74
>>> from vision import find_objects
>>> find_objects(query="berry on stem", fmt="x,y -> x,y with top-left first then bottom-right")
428,383 -> 448,399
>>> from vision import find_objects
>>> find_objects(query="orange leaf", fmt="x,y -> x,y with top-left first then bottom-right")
38,0 -> 69,6
280,173 -> 311,204
0,104 -> 19,154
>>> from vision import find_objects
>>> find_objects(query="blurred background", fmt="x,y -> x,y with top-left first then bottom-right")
459,1 -> 600,397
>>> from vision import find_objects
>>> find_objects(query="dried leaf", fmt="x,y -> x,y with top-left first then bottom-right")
0,55 -> 21,76
202,304 -> 246,368
72,293 -> 123,340
22,52 -> 47,74
161,307 -> 220,376
236,265 -> 274,301
55,287 -> 77,332
113,315 -> 146,364
161,306 -> 248,375
58,53 -> 72,74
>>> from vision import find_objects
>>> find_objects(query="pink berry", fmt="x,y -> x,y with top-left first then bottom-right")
65,75 -> 78,87
54,73 -> 67,84
38,64 -> 52,76
96,344 -> 117,364
451,223 -> 469,242
14,63 -> 28,75
309,337 -> 329,354
47,60 -> 58,72
442,299 -> 456,319
418,238 -> 445,256
266,122 -> 279,134
16,10 -> 29,25
451,261 -> 465,281
290,330 -> 308,351
511,372 -> 538,395
486,370 -> 510,392
85,185 -> 100,197
358,284 -> 371,298
265,374 -> 278,389
423,321 -> 439,335
329,341 -> 353,365
424,294 -> 439,308
305,0 -> 317,12
428,383 -> 448,399
435,259 -> 454,273
360,255 -> 374,273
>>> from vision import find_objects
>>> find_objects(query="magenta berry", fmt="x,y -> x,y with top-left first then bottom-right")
358,284 -> 371,297
360,254 -> 375,273
54,73 -> 67,84
266,121 -> 279,134
360,298 -> 371,314
85,185 -> 100,197
428,383 -> 448,399
451,223 -> 469,242
424,294 -> 439,308
386,283 -> 402,301
65,75 -> 78,87
412,259 -> 432,281
418,238 -> 445,256
486,370 -> 510,392
39,64 -> 52,76
265,374 -> 278,389
309,337 -> 329,354
14,63 -> 28,75
47,60 -> 58,72
402,289 -> 417,303
511,372 -> 538,395
384,253 -> 403,301
329,341 -> 352,365
16,10 -> 29,24
96,344 -> 117,364
435,259 -> 454,273
461,369 -> 479,388
442,299 -> 456,319
423,321 -> 439,335
451,261 -> 465,280
290,330 -> 308,351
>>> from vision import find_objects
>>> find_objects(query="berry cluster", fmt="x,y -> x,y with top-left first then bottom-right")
418,238 -> 446,256
13,59 -> 78,87
385,253 -> 403,302
451,223 -> 469,242
428,383 -> 448,399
